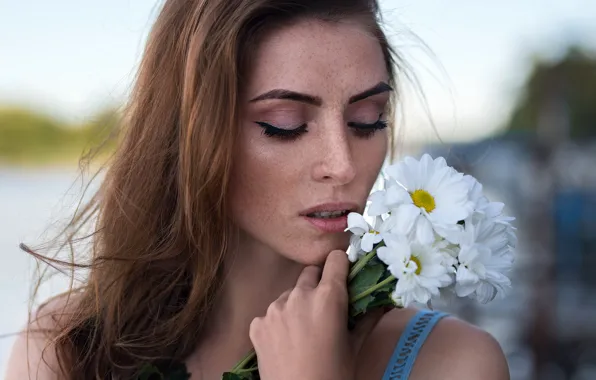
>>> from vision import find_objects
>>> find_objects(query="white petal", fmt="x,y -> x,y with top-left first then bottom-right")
387,159 -> 416,191
438,273 -> 455,287
421,263 -> 447,278
385,204 -> 419,235
484,270 -> 512,289
463,175 -> 483,203
412,287 -> 431,304
349,234 -> 362,253
382,233 -> 411,256
458,244 -> 485,264
347,245 -> 361,262
433,223 -> 463,243
429,205 -> 472,225
414,215 -> 435,245
385,185 -> 412,208
483,202 -> 505,219
417,154 -> 434,188
361,232 -> 378,252
367,191 -> 389,216
390,292 -> 406,308
432,155 -> 448,169
423,166 -> 452,194
475,282 -> 497,303
394,275 -> 416,293
377,247 -> 404,276
455,281 -> 478,298
346,212 -> 369,235
456,265 -> 480,287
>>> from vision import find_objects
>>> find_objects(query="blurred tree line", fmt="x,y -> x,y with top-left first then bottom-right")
505,45 -> 596,139
0,107 -> 120,165
2,44 -> 594,166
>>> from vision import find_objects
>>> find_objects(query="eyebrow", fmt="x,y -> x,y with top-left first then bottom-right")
349,81 -> 393,104
249,89 -> 322,106
249,81 -> 393,106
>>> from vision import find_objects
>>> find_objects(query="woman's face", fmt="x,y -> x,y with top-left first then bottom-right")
229,18 -> 390,265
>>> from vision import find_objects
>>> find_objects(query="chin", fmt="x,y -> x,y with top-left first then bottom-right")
286,236 -> 350,266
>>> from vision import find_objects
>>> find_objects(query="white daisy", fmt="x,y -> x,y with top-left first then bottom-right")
463,175 -> 516,226
377,234 -> 452,307
454,216 -> 515,303
433,238 -> 459,274
378,154 -> 475,245
345,213 -> 388,262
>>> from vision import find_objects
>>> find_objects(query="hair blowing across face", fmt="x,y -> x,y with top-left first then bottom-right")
25,0 -> 401,378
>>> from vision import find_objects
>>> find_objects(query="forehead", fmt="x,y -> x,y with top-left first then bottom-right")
245,18 -> 389,101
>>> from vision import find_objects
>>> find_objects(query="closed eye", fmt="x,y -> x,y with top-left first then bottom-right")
255,121 -> 308,141
255,113 -> 387,141
347,114 -> 388,139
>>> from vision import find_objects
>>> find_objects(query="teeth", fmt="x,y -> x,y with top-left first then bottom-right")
309,210 -> 348,219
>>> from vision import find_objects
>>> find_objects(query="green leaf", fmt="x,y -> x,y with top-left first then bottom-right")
369,291 -> 393,308
222,371 -> 259,380
166,363 -> 191,380
137,363 -> 164,380
222,373 -> 246,380
351,294 -> 374,316
348,262 -> 385,298
372,276 -> 394,294
136,361 -> 191,380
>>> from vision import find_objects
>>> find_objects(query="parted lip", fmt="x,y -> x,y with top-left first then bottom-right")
299,202 -> 360,216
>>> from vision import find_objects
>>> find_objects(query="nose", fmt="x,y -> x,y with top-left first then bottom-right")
311,121 -> 357,185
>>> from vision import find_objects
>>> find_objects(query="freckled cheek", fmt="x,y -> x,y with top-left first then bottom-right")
230,139 -> 298,228
354,134 -> 387,185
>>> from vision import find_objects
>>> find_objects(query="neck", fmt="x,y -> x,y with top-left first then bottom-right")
191,233 -> 304,371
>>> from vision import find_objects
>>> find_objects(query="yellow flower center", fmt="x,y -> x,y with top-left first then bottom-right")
369,229 -> 380,235
410,255 -> 422,275
411,189 -> 436,213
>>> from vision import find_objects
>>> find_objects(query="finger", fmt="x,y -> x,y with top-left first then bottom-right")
319,250 -> 349,288
351,307 -> 387,353
277,288 -> 292,303
295,266 -> 322,289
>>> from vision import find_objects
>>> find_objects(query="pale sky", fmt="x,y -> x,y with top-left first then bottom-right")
1,0 -> 595,142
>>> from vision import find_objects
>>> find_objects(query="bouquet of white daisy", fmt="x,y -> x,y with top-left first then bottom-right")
223,154 -> 516,380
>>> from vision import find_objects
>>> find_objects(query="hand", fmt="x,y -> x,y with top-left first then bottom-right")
249,250 -> 385,380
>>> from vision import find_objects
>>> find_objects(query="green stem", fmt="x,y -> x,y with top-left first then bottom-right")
349,275 -> 396,304
235,367 -> 258,373
348,245 -> 381,282
231,349 -> 256,372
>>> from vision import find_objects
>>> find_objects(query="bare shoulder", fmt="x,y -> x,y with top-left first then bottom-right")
4,293 -> 80,380
356,308 -> 510,380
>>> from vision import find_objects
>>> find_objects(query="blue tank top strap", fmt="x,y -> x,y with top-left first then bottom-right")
381,309 -> 449,380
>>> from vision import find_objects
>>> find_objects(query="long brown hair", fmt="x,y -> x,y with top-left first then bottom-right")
26,0 -> 404,378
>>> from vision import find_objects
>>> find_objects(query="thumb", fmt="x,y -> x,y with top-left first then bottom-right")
350,307 -> 388,353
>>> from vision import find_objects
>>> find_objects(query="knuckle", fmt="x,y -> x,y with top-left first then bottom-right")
249,317 -> 262,338
288,287 -> 311,305
291,286 -> 308,298
318,280 -> 347,301
316,285 -> 348,310
318,282 -> 339,295
266,300 -> 284,315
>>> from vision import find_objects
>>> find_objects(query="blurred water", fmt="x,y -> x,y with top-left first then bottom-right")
0,167 -> 84,375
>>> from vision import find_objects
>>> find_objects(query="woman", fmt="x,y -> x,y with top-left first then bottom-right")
6,0 -> 509,379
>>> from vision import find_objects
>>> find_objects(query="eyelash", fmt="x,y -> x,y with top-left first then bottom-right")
255,114 -> 388,141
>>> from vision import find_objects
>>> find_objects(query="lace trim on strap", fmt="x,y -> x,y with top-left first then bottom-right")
381,310 -> 449,380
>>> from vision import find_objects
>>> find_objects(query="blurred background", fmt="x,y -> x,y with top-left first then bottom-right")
1,1 -> 595,379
